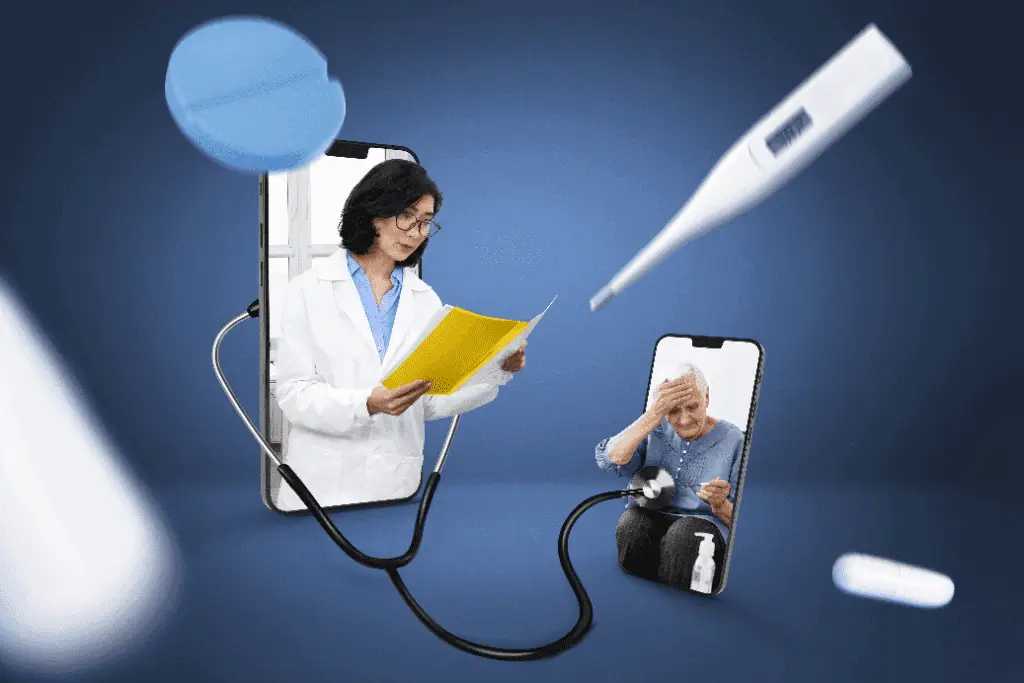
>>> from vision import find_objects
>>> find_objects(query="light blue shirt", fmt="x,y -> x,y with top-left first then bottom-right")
347,252 -> 403,360
595,419 -> 745,541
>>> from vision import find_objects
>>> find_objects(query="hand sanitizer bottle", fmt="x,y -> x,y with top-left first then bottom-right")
690,533 -> 716,594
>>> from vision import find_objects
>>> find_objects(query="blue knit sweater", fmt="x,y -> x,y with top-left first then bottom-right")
595,418 -> 745,540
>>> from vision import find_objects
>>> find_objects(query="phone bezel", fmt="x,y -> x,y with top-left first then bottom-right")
640,333 -> 765,596
258,140 -> 423,515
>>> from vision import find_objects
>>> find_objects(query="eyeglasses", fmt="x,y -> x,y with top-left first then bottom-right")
394,211 -> 442,238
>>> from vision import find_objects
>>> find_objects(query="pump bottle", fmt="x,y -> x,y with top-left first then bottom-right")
690,533 -> 716,594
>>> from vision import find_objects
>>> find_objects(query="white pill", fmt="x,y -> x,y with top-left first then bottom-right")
0,278 -> 180,672
832,553 -> 954,608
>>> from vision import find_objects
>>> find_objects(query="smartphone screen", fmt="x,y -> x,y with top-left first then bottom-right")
625,334 -> 764,595
258,141 -> 419,513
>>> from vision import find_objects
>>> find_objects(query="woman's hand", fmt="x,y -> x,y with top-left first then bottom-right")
698,478 -> 733,527
698,478 -> 730,507
367,380 -> 432,416
502,341 -> 527,373
650,376 -> 699,419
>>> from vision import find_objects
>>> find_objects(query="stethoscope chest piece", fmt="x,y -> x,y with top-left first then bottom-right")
629,466 -> 675,510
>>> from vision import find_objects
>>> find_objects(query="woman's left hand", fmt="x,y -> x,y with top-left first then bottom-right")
502,341 -> 527,373
697,478 -> 730,508
699,478 -> 734,527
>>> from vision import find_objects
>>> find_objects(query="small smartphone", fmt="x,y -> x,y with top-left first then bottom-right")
258,140 -> 420,514
632,334 -> 764,595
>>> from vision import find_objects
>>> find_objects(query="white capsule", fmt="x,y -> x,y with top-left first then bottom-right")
832,553 -> 954,608
0,277 -> 181,673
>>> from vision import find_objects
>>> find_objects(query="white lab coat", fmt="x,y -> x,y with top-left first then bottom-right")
272,249 -> 510,510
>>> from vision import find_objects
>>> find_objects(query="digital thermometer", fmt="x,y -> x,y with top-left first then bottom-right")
590,23 -> 912,311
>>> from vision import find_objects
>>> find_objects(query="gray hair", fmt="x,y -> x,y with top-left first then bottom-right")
667,362 -> 708,396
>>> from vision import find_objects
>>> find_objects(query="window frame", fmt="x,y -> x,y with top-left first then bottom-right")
268,167 -> 340,358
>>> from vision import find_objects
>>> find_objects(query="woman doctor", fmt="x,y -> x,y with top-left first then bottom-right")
273,159 -> 527,510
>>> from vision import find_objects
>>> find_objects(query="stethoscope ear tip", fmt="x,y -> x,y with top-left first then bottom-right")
247,300 -> 260,318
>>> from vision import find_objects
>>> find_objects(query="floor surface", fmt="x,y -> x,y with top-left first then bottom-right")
6,478 -> 1022,683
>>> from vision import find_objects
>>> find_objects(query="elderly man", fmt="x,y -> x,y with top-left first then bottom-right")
595,363 -> 744,590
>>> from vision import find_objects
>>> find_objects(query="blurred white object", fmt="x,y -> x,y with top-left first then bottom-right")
0,278 -> 180,672
832,553 -> 954,608
590,23 -> 912,311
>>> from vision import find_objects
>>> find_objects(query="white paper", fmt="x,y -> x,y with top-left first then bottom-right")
380,304 -> 453,379
380,297 -> 557,387
463,296 -> 557,387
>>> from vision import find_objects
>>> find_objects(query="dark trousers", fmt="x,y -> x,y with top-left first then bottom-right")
615,507 -> 727,592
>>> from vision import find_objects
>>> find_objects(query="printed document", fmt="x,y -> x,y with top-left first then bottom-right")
381,297 -> 557,395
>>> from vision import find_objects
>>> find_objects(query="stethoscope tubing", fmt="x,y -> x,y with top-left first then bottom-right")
214,301 -> 642,661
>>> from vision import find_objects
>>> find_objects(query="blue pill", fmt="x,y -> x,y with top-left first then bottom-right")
165,16 -> 345,173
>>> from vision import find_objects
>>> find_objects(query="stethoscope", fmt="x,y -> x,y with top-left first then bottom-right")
212,300 -> 676,661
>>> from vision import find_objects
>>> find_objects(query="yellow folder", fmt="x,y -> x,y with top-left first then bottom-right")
381,297 -> 556,396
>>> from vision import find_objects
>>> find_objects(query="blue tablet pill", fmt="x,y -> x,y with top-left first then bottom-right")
165,16 -> 345,173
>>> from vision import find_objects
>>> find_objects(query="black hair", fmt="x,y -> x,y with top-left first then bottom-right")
339,158 -> 443,268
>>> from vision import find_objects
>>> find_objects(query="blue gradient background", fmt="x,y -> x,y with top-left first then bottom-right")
1,0 -> 1021,681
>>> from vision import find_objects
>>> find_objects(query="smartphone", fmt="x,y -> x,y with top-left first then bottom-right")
258,140 -> 420,514
632,334 -> 764,595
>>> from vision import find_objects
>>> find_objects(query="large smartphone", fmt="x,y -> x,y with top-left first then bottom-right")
636,334 -> 764,595
258,140 -> 420,514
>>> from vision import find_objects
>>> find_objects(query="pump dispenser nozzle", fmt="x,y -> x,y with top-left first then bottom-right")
695,532 -> 715,556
